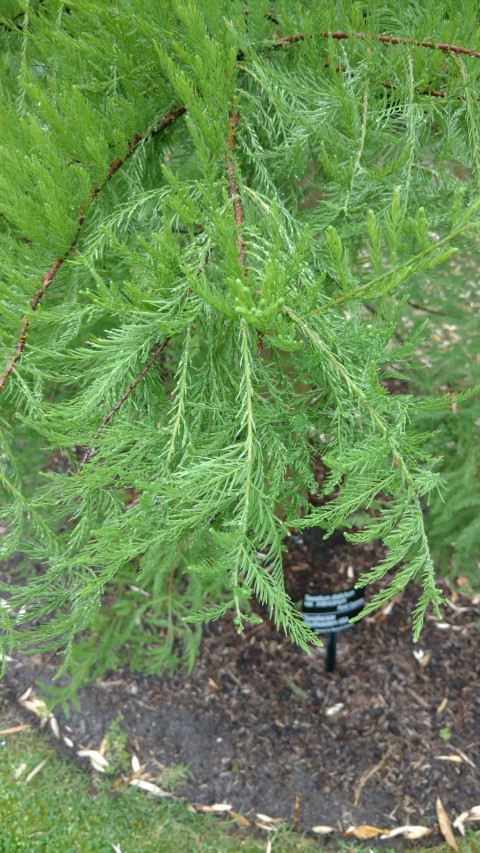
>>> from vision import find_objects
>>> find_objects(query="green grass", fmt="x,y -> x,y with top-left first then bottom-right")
0,727 -> 479,853
0,727 -> 313,852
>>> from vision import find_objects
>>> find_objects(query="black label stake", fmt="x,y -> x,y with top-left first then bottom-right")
302,586 -> 364,673
325,632 -> 337,673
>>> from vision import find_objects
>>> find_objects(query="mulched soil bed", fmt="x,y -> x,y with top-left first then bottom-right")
2,529 -> 480,841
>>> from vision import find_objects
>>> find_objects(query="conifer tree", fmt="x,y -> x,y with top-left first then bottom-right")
0,0 -> 479,679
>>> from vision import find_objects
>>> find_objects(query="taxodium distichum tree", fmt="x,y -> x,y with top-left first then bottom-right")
0,0 -> 479,677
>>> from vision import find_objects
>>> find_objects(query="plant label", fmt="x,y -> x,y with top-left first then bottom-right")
302,587 -> 364,634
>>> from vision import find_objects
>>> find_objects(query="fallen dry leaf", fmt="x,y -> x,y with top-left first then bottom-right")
19,697 -> 50,722
129,779 -> 172,797
343,825 -> 388,840
435,755 -> 463,763
0,724 -> 30,735
197,803 -> 232,813
436,697 -> 449,715
413,648 -> 431,667
381,825 -> 431,840
436,795 -> 458,851
325,703 -> 344,716
126,765 -> 147,784
227,810 -> 250,826
13,762 -> 27,780
255,813 -> 287,832
18,686 -> 32,702
256,813 -> 286,824
77,749 -> 109,773
448,746 -> 477,769
312,825 -> 336,834
49,716 -> 60,739
131,754 -> 141,773
25,758 -> 48,783
256,821 -> 276,832
453,805 -> 480,836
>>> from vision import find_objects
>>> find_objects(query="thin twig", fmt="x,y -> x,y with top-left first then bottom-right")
353,745 -> 392,806
364,303 -> 405,344
242,8 -> 279,25
408,300 -> 445,315
381,78 -> 450,100
0,106 -> 185,393
79,338 -> 170,467
226,112 -> 247,271
322,61 -> 469,101
274,30 -> 480,60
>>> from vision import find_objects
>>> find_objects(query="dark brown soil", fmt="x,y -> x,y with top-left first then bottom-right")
2,530 -> 480,840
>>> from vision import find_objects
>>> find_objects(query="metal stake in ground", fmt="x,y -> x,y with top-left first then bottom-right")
325,633 -> 337,673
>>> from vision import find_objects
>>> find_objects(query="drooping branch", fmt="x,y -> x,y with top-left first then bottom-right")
273,30 -> 480,60
0,106 -> 185,393
80,337 -> 170,467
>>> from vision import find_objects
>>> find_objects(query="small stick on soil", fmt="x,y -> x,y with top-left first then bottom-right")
0,106 -> 185,393
292,794 -> 300,831
79,338 -> 170,467
353,745 -> 393,806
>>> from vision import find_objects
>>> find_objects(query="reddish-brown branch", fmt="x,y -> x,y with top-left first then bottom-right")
321,61 -> 467,100
226,112 -> 247,272
380,78 -> 449,99
274,30 -> 480,60
376,33 -> 480,59
80,338 -> 170,467
0,318 -> 30,391
0,106 -> 185,393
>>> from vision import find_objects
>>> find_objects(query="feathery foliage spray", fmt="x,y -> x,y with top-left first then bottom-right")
0,0 -> 479,683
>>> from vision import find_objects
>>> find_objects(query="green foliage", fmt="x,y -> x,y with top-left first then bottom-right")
405,253 -> 480,585
0,0 -> 479,680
